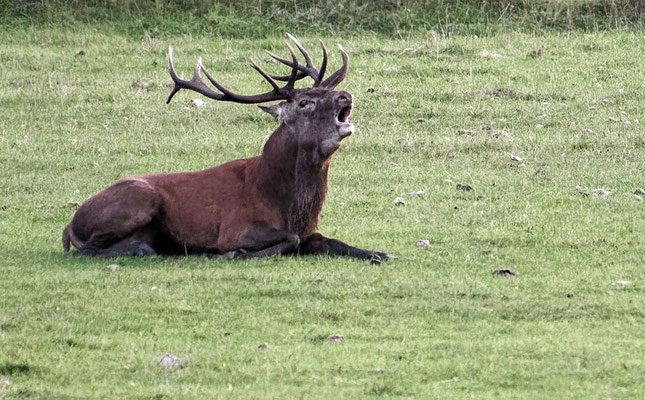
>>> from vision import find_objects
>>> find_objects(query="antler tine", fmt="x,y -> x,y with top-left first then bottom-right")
167,45 -> 226,104
286,33 -> 314,69
313,39 -> 328,87
320,44 -> 349,90
265,50 -> 309,81
249,58 -> 282,92
268,34 -> 327,84
284,43 -> 299,90
167,45 -> 296,105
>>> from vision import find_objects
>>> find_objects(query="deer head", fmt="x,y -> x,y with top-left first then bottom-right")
167,34 -> 354,159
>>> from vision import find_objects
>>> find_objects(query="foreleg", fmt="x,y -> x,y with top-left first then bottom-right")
298,233 -> 389,263
215,227 -> 300,259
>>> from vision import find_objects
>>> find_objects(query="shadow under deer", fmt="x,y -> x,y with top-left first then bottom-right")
62,34 -> 389,263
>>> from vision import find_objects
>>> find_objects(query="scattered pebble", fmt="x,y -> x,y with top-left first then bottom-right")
186,99 -> 205,107
481,49 -> 504,59
159,353 -> 182,368
415,239 -> 430,249
464,106 -> 474,110
593,188 -> 611,196
105,264 -> 120,271
325,334 -> 344,344
510,154 -> 523,162
490,129 -> 510,138
612,280 -> 632,286
393,197 -> 406,206
492,269 -> 515,276
583,129 -> 595,135
576,186 -> 590,196
456,184 -> 473,191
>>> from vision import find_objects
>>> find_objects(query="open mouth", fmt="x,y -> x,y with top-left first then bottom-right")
338,104 -> 352,123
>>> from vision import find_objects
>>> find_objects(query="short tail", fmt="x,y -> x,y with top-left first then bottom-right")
62,223 -> 72,253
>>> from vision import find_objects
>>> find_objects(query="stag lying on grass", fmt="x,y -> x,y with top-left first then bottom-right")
62,35 -> 389,262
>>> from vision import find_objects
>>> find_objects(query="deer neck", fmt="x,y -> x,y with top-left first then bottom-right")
255,125 -> 330,235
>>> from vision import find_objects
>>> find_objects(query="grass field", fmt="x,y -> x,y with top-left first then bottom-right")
1,19 -> 645,398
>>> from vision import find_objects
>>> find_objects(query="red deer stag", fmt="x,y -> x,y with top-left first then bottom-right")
62,34 -> 389,262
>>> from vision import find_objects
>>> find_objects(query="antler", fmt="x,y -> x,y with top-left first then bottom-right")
166,43 -> 299,104
267,33 -> 348,90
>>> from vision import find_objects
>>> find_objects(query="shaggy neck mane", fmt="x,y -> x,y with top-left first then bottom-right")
255,124 -> 330,236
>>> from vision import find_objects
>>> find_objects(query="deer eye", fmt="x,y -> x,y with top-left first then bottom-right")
298,100 -> 309,108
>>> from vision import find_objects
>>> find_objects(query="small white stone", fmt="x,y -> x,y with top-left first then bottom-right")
159,353 -> 182,368
106,264 -> 119,271
325,334 -> 344,343
186,98 -> 205,107
593,188 -> 611,196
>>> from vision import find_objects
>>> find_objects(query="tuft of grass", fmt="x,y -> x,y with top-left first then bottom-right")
1,22 -> 645,398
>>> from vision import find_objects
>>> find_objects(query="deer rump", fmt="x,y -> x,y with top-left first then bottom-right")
63,35 -> 389,263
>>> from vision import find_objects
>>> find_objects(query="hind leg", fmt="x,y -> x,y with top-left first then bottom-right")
78,238 -> 157,258
69,179 -> 162,256
77,227 -> 158,258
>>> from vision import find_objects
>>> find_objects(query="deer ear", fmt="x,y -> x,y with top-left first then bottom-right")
258,104 -> 283,120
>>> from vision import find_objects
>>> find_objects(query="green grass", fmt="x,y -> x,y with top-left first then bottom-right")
3,0 -> 644,37
1,22 -> 645,398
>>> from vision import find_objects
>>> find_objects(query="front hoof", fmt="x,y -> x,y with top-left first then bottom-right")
369,251 -> 390,265
374,251 -> 391,262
